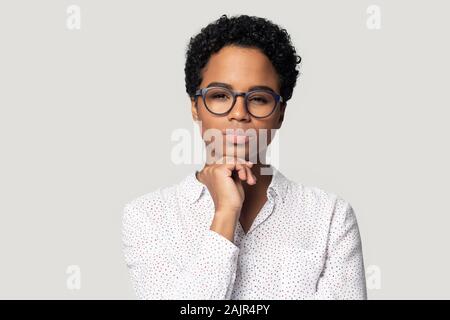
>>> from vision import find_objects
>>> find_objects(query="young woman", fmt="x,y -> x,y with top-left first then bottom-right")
122,14 -> 367,300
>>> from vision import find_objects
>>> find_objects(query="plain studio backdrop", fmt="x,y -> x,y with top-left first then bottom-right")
0,0 -> 449,299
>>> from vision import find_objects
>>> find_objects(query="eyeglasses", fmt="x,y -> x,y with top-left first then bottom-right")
194,86 -> 283,118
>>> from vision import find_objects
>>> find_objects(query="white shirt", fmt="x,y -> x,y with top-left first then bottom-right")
121,165 -> 367,300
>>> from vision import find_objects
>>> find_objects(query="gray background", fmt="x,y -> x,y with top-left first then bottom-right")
0,0 -> 449,299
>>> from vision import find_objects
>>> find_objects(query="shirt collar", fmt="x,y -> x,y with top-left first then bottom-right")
179,164 -> 289,205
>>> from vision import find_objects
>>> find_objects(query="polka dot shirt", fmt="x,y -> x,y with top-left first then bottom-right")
121,165 -> 367,300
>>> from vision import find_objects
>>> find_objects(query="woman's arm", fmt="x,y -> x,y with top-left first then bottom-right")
121,195 -> 240,300
314,197 -> 367,300
122,158 -> 255,299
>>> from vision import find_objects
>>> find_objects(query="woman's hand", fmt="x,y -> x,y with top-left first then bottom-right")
197,156 -> 256,213
196,156 -> 257,242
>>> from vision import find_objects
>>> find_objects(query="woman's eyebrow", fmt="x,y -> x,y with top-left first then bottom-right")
206,82 -> 276,92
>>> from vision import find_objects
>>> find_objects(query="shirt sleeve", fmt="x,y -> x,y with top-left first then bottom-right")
121,195 -> 240,300
314,197 -> 367,300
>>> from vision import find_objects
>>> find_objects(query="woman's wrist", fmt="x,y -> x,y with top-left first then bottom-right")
210,210 -> 240,242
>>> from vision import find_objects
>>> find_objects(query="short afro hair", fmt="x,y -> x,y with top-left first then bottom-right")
184,14 -> 302,103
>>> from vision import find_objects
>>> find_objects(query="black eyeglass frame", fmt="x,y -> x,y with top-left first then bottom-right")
194,86 -> 284,119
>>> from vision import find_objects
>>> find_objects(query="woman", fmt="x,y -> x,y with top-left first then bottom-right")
122,14 -> 367,300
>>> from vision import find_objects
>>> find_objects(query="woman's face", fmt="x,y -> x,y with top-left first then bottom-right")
191,45 -> 286,163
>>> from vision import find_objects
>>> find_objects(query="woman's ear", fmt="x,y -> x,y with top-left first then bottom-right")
191,97 -> 200,121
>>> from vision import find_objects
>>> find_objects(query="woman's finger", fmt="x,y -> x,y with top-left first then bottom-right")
235,163 -> 247,181
245,165 -> 257,185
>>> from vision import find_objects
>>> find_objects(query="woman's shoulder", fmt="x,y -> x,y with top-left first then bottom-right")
284,175 -> 355,218
122,173 -> 192,224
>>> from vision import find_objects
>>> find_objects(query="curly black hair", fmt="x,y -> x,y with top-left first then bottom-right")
184,14 -> 302,103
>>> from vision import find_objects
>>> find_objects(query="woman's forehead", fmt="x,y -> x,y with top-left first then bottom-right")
201,46 -> 279,91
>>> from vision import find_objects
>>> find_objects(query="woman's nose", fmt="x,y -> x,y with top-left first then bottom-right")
227,96 -> 250,122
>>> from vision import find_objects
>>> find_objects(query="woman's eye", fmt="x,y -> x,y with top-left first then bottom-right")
250,97 -> 268,104
212,94 -> 228,100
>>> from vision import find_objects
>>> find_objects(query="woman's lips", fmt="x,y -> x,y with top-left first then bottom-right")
222,129 -> 253,145
224,133 -> 249,144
